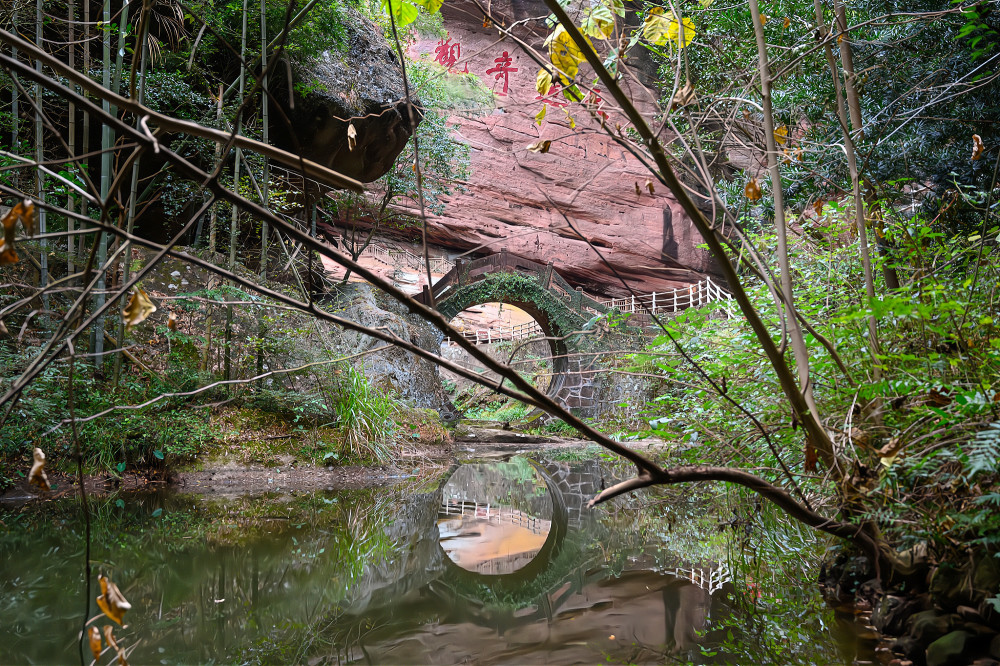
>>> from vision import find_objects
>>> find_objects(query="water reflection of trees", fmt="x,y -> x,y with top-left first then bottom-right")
441,458 -> 552,519
0,489 -> 409,664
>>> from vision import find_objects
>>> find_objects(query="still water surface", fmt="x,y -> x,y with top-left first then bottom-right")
0,455 -> 864,664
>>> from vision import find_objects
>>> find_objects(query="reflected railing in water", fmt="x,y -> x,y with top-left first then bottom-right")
438,500 -> 553,575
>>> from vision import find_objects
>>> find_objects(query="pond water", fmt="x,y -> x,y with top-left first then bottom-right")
0,455 -> 869,664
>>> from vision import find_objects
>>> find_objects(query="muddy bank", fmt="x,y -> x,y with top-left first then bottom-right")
1,430 -> 605,502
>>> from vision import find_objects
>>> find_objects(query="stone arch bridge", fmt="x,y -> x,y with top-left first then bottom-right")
416,248 -> 615,414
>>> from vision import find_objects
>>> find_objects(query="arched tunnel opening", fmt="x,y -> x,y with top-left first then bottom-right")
440,300 -> 569,422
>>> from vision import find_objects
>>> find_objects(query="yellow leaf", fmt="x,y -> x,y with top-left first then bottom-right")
527,140 -> 552,153
564,108 -> 576,129
783,16 -> 791,29
88,627 -> 102,662
122,287 -> 157,331
536,68 -> 553,96
698,0 -> 714,7
29,447 -> 49,491
972,133 -> 984,161
535,104 -> 548,125
745,178 -> 762,202
548,26 -> 588,78
102,625 -> 120,652
97,575 -> 132,626
667,16 -> 696,48
774,125 -> 788,145
760,14 -> 768,25
347,123 -> 357,152
643,9 -> 696,48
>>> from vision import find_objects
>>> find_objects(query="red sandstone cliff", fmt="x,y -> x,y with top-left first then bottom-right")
346,1 -> 721,297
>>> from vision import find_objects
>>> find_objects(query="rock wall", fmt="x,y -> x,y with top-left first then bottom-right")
392,0 -> 721,297
324,283 -> 450,412
270,5 -> 419,182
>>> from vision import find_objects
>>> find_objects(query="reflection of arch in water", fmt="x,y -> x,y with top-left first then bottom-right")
435,460 -> 569,591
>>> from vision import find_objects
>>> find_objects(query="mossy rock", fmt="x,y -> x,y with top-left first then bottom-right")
396,407 -> 451,446
926,630 -> 974,666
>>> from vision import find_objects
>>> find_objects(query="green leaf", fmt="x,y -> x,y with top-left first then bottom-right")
381,0 -> 418,27
412,0 -> 442,12
153,449 -> 165,460
582,4 -> 616,39
151,508 -> 163,517
116,462 -> 126,473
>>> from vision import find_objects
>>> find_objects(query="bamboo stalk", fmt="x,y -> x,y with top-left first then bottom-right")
114,0 -> 151,387
67,0 -> 76,275
224,0 -> 249,381
35,0 -> 48,311
92,0 -> 113,366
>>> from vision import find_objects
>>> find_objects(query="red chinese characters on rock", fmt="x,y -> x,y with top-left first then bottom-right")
485,51 -> 518,96
535,81 -> 568,108
433,35 -> 467,72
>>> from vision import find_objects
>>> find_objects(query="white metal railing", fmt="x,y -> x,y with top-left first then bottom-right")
441,500 -> 550,535
357,242 -> 455,275
668,564 -> 731,595
445,319 -> 545,346
597,276 -> 735,318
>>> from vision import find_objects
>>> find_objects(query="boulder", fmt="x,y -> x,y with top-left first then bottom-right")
925,630 -> 973,666
272,5 -> 420,182
907,610 -> 960,644
325,283 -> 448,411
931,563 -> 975,611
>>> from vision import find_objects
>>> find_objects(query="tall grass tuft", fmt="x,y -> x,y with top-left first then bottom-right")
331,365 -> 398,462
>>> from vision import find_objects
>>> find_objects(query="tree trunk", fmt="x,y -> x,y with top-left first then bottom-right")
748,0 -> 831,467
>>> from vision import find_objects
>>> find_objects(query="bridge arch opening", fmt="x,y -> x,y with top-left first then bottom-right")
440,301 -> 567,412
427,252 -> 609,416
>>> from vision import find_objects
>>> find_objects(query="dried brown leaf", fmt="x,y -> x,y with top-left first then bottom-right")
89,626 -> 102,662
28,447 -> 50,491
669,81 -> 696,110
97,575 -> 132,625
972,133 -> 984,161
744,178 -> 762,202
122,288 -> 157,331
347,123 -> 357,152
526,139 -> 552,153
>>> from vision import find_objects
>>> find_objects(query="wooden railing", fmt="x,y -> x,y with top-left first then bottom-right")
445,319 -> 545,345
